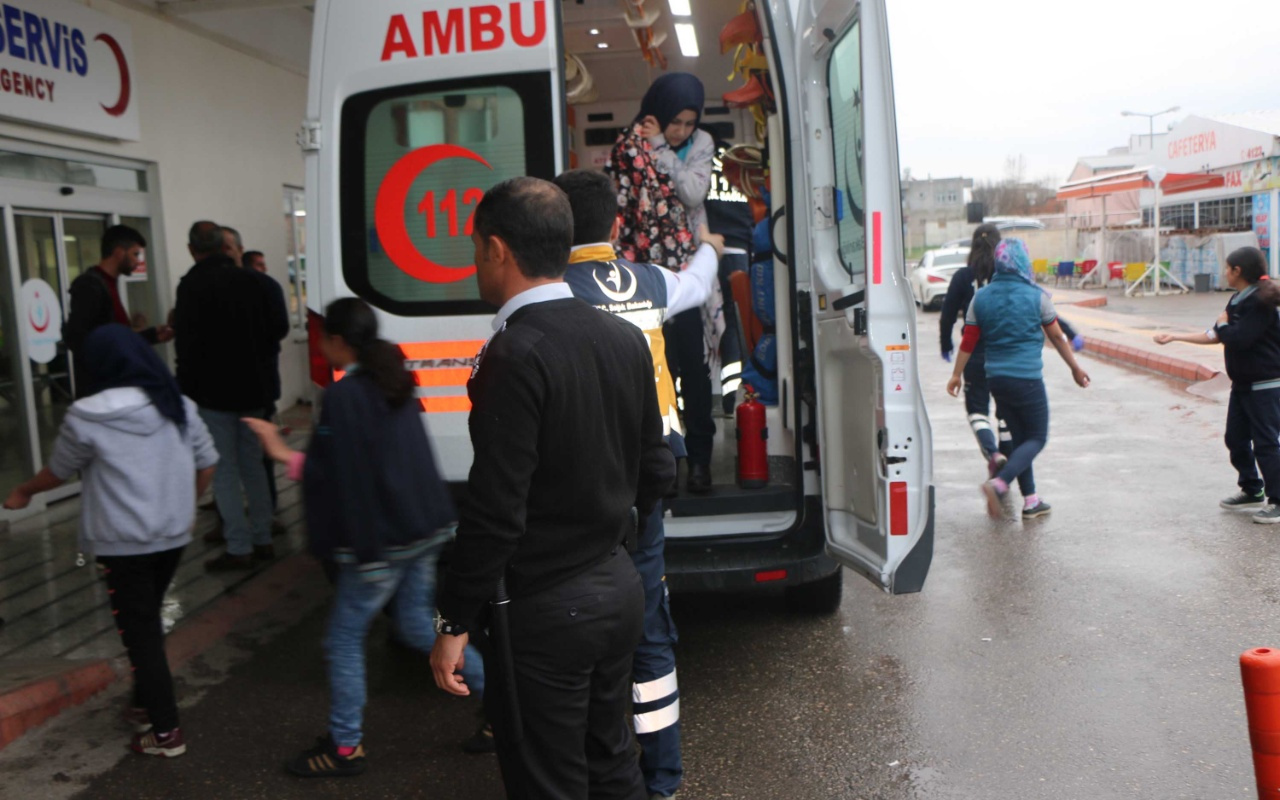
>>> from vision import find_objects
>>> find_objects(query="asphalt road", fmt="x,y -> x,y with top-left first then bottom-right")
2,319 -> 1272,799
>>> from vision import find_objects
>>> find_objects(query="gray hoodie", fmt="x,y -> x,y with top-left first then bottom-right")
48,388 -> 219,557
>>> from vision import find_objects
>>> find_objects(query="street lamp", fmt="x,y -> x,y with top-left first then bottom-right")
1120,106 -> 1181,151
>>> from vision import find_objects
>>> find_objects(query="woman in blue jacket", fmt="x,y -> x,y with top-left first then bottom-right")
1154,246 -> 1280,523
246,298 -> 484,776
946,239 -> 1091,519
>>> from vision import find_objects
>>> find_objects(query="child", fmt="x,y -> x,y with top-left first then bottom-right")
946,239 -> 1091,519
1154,246 -> 1280,523
242,298 -> 484,777
4,324 -> 218,758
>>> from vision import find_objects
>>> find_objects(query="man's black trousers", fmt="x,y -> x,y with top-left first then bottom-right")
98,546 -> 185,732
485,548 -> 648,800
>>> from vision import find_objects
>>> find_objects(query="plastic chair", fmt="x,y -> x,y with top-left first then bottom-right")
1079,260 -> 1098,276
1123,262 -> 1147,292
1107,262 -> 1124,289
1054,261 -> 1075,287
1031,259 -> 1049,282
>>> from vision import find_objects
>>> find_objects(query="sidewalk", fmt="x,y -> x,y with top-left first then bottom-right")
0,405 -> 328,749
1045,283 -> 1232,399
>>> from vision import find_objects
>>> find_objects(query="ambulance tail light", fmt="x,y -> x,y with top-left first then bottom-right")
307,309 -> 332,389
755,569 -> 787,583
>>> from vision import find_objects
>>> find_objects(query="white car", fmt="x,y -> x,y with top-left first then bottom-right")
909,246 -> 970,310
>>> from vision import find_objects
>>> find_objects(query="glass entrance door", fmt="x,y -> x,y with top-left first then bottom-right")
13,211 -> 108,467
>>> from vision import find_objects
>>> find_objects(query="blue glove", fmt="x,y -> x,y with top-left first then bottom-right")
941,350 -> 953,363
1071,334 -> 1085,352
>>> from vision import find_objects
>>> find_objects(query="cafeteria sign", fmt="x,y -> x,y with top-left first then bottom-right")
0,0 -> 140,140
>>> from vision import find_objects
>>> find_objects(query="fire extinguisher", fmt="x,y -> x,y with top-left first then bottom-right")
736,384 -> 769,489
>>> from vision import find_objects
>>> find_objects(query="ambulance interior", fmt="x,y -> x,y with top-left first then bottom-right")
560,1 -> 800,524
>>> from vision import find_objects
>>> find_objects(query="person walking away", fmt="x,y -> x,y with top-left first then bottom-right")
173,221 -> 275,571
1154,246 -> 1280,523
554,168 -> 724,799
63,225 -> 173,397
940,224 -> 1005,475
608,72 -> 720,494
243,297 -> 480,776
431,177 -> 676,800
4,325 -> 217,757
946,239 -> 1090,519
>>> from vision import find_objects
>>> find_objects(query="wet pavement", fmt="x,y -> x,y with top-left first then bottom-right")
1,324 -> 1272,799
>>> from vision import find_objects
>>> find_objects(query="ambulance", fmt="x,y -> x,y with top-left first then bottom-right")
301,0 -> 935,613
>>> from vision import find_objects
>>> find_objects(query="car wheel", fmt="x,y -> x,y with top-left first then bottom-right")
784,570 -> 843,615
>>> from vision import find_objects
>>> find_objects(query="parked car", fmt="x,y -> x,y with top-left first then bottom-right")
909,246 -> 969,310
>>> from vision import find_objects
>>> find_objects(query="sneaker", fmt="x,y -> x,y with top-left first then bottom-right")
1022,501 -> 1052,519
461,721 -> 496,754
253,544 -> 276,562
123,706 -> 151,733
981,480 -> 1005,519
204,553 -> 254,572
130,728 -> 186,758
1222,491 -> 1267,510
1254,505 -> 1280,525
686,463 -> 712,495
287,735 -> 367,778
987,453 -> 1008,480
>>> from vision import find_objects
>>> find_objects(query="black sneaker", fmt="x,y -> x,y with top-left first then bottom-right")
1022,501 -> 1052,519
287,735 -> 367,778
1221,491 -> 1267,510
1254,505 -> 1280,525
461,721 -> 496,754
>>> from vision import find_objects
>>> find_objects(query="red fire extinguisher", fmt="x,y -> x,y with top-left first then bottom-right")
736,385 -> 769,489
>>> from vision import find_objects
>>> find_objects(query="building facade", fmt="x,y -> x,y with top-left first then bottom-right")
901,175 -> 973,251
0,0 -> 310,515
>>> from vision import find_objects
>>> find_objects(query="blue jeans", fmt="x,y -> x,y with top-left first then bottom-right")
326,550 -> 485,747
1226,387 -> 1280,502
632,501 -> 682,796
988,376 -> 1049,497
198,407 -> 272,556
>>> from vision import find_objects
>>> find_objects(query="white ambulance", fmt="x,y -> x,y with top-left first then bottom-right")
301,0 -> 935,613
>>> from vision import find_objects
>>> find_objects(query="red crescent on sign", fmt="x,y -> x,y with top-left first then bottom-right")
29,303 -> 49,333
95,33 -> 131,117
374,144 -> 490,284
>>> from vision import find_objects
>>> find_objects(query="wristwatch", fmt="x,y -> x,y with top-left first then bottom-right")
434,611 -> 467,636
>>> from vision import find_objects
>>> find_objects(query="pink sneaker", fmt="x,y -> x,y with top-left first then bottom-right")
981,480 -> 1005,519
987,453 -> 1008,480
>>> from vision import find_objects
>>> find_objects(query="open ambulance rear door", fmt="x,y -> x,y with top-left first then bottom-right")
768,0 -> 935,593
304,0 -> 565,479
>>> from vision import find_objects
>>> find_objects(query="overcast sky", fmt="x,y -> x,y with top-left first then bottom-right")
886,0 -> 1280,186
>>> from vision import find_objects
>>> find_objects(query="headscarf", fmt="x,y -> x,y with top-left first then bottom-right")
82,324 -> 187,430
993,238 -> 1035,286
637,72 -> 705,131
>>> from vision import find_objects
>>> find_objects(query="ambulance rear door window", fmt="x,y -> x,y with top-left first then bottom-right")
340,73 -> 555,316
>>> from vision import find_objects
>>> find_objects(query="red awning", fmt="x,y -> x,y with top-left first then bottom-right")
1056,167 -> 1226,200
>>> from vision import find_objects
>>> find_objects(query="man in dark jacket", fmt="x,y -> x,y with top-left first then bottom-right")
173,220 -> 275,572
63,225 -> 173,397
431,177 -> 675,800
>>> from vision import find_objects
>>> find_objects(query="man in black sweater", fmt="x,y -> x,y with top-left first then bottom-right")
431,177 -> 675,800
63,225 -> 173,397
173,221 -> 276,572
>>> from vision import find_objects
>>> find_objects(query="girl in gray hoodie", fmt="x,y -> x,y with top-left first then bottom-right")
4,324 -> 217,758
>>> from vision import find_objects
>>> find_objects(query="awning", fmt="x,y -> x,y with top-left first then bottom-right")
1056,167 -> 1226,200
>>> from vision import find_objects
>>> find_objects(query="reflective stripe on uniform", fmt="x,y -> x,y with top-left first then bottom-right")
967,414 -> 992,433
632,668 -> 678,704
634,698 -> 680,734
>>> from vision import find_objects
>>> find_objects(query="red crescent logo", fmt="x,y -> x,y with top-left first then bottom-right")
374,145 -> 490,284
95,33 -> 131,117
29,297 -> 49,333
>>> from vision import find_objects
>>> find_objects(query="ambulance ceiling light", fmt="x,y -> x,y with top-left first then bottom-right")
597,42 -> 609,49
669,0 -> 692,15
675,23 -> 699,57
589,28 -> 600,35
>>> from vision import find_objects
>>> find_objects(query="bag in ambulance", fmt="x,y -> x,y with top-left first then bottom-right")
301,0 -> 935,614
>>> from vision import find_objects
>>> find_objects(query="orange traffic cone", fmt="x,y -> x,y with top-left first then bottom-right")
1242,647 -> 1280,797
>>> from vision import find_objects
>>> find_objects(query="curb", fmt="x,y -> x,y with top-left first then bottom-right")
1082,336 -> 1220,383
0,553 -> 327,750
1070,296 -> 1109,309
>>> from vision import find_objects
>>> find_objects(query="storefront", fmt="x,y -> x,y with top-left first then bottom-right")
0,0 -> 309,516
